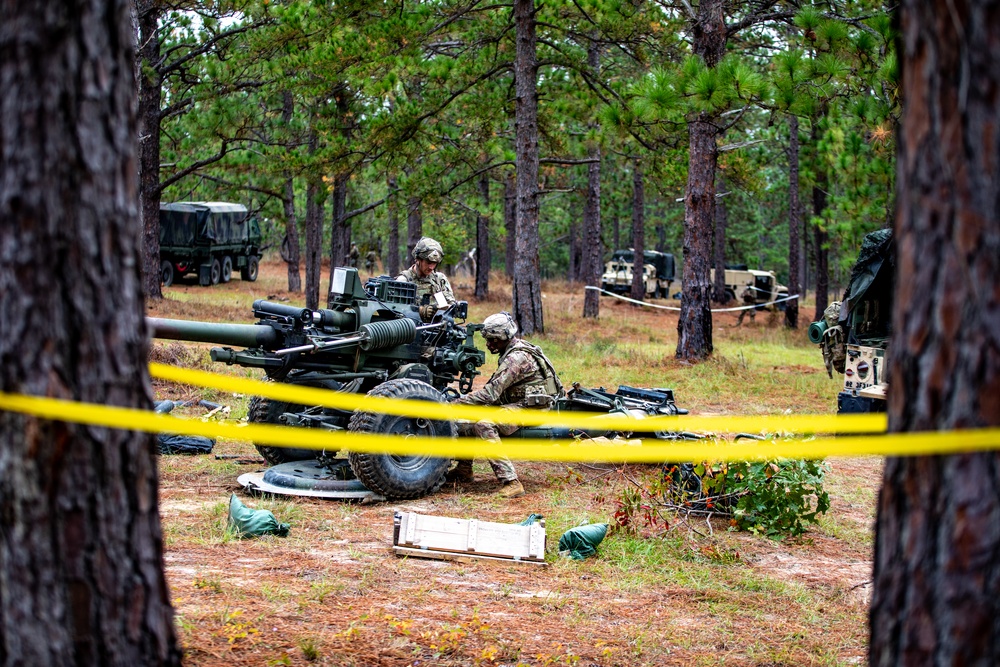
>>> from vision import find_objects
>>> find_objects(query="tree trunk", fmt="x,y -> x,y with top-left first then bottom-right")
812,118 -> 830,317
612,213 -> 620,250
328,171 -> 349,293
630,159 -> 646,302
387,174 -> 400,277
475,171 -> 491,299
871,2 -> 1000,665
0,1 -> 181,663
511,0 -> 544,334
406,196 -> 423,264
504,172 -> 516,277
304,129 -> 323,310
568,218 -> 579,282
581,147 -> 602,318
137,0 -> 163,300
785,114 -> 800,328
713,175 -> 729,303
676,0 -> 724,360
281,92 -> 301,293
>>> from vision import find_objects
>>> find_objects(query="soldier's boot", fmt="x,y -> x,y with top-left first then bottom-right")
498,479 -> 525,498
446,460 -> 474,483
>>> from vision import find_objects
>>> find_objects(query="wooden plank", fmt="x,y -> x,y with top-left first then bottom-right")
392,511 -> 546,563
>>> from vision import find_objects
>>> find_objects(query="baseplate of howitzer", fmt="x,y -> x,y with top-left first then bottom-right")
238,460 -> 385,503
392,511 -> 547,564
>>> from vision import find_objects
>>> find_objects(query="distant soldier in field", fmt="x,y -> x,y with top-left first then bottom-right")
450,312 -> 564,499
347,243 -> 360,268
396,237 -> 455,321
364,249 -> 377,274
736,281 -> 756,325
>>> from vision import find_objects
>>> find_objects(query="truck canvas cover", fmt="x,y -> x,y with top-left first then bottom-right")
160,201 -> 251,247
610,249 -> 675,281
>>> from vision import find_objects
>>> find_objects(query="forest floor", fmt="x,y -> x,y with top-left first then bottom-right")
150,258 -> 879,667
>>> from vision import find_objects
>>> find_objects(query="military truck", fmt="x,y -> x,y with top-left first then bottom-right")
710,265 -> 789,309
600,249 -> 676,298
159,201 -> 263,287
808,229 -> 892,414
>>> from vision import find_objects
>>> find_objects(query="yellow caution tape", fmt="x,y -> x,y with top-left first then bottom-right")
148,362 -> 887,434
1,391 -> 998,462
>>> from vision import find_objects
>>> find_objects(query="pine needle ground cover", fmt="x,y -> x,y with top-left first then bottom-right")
152,260 -> 877,666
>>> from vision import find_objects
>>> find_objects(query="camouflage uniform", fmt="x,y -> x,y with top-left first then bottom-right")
455,338 -> 563,482
736,283 -> 756,324
396,266 -> 456,306
819,301 -> 846,377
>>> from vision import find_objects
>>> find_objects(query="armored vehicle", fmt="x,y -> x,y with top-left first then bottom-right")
808,229 -> 892,414
600,249 -> 676,298
149,268 -> 689,500
159,201 -> 262,286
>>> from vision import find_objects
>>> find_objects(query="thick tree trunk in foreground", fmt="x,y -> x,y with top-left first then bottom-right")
387,175 -> 400,277
475,172 -> 491,299
137,0 -> 163,300
630,159 -> 646,302
785,114 -> 800,329
581,144 -> 602,318
871,2 -> 1000,665
676,0 -> 724,360
511,0 -> 544,334
712,175 -> 728,303
0,1 -> 180,663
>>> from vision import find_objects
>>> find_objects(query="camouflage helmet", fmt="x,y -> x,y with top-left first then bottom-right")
413,237 -> 444,263
482,312 -> 517,341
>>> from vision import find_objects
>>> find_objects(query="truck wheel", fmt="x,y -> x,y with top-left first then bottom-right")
241,256 -> 259,282
160,261 -> 174,287
248,378 -> 344,465
221,256 -> 233,283
347,379 -> 453,500
209,258 -> 221,285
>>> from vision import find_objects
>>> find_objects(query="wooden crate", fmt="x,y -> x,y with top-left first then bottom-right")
392,511 -> 546,564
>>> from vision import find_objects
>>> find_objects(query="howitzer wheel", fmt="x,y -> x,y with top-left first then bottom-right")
248,378 -> 343,465
347,379 -> 454,500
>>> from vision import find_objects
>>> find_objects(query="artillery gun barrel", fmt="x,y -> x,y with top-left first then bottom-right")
148,317 -> 280,349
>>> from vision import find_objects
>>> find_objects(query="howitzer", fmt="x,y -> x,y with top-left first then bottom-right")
149,267 -> 486,500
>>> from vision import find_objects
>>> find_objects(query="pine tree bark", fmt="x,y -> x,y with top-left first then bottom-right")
406,196 -> 423,263
713,175 -> 728,303
137,0 -> 163,300
328,171 -> 349,292
871,2 -> 1000,664
785,114 -> 800,329
676,0 -> 724,360
0,1 -> 180,662
504,172 -> 517,277
511,0 -> 544,334
281,92 -> 301,293
581,144 -> 602,318
387,174 -> 400,277
475,172 -> 491,299
812,117 -> 830,318
630,159 -> 646,302
304,128 -> 323,311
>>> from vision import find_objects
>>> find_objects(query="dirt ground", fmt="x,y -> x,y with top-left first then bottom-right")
152,259 -> 880,667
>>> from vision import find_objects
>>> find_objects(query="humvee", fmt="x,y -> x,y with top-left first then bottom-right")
808,229 -> 892,414
710,265 -> 789,309
159,201 -> 263,286
600,249 -> 676,298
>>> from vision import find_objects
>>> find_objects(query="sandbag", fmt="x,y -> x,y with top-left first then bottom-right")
227,493 -> 289,538
558,523 -> 608,560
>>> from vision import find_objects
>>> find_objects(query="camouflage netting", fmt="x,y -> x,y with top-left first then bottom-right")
845,229 -> 893,304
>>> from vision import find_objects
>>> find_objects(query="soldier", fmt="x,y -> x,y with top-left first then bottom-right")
450,312 -> 564,499
396,237 -> 455,321
364,249 -> 377,274
347,243 -> 360,268
736,281 -> 756,325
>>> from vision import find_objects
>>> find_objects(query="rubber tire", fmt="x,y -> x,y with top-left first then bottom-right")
221,255 -> 233,283
724,288 -> 736,304
209,258 -> 221,285
160,260 -> 174,287
248,378 -> 343,465
347,379 -> 454,500
241,256 -> 259,282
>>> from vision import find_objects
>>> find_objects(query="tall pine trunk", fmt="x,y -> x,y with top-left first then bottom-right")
871,1 -> 1000,664
281,92 -> 301,292
630,159 -> 646,302
504,172 -> 516,277
713,175 -> 728,303
304,128 -> 323,310
812,117 -> 830,317
387,174 -> 400,277
785,114 -> 800,328
0,1 -> 180,662
475,172 -> 491,299
406,196 -> 422,264
328,171 -> 348,293
512,0 -> 544,334
137,0 -> 163,300
677,0 -> 724,360
581,47 -> 602,321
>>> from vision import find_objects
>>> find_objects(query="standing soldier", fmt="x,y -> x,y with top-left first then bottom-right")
347,243 -> 360,268
365,249 -> 377,274
397,237 -> 455,321
736,281 -> 757,325
451,312 -> 563,499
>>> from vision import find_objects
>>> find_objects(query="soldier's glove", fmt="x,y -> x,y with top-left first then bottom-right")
419,304 -> 438,322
